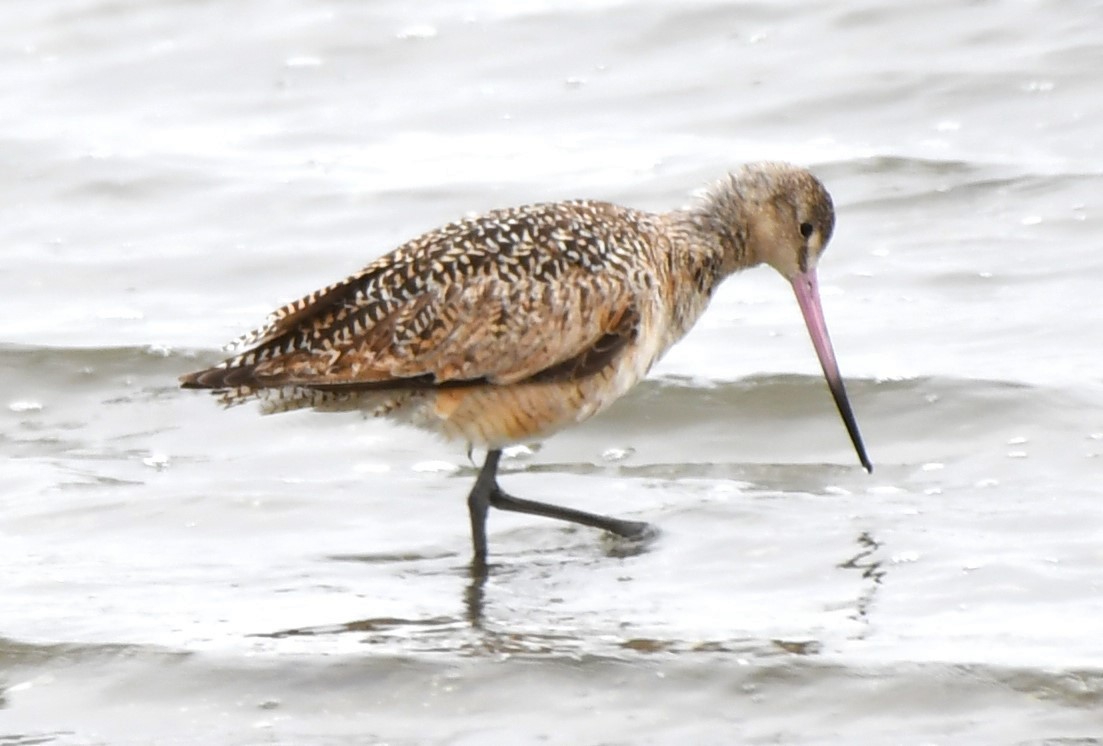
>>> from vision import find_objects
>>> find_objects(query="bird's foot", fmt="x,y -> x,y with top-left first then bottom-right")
601,519 -> 659,558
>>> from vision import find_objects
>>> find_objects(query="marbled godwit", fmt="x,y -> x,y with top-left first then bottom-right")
181,162 -> 871,567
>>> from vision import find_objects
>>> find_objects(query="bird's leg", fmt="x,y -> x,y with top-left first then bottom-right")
489,488 -> 654,540
466,449 -> 502,571
466,449 -> 655,567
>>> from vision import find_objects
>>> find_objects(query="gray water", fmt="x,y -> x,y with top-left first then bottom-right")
2,1 -> 1103,744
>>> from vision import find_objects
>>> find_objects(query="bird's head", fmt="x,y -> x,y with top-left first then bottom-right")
701,162 -> 871,472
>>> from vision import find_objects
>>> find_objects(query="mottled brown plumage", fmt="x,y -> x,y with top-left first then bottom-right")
182,162 -> 868,566
184,163 -> 830,442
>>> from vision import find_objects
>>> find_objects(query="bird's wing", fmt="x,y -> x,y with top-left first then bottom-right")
181,201 -> 654,391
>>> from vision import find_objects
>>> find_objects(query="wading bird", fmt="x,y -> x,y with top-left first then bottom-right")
181,162 -> 871,569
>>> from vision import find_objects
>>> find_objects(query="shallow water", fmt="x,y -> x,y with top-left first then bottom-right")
3,1 -> 1103,744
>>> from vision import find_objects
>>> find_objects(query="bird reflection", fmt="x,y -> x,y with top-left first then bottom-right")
464,563 -> 489,627
463,529 -> 657,627
259,531 -> 658,639
837,530 -> 885,635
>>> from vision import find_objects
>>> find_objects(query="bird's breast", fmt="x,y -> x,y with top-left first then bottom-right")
419,318 -> 667,448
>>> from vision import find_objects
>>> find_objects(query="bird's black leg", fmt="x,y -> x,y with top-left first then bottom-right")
466,449 -> 655,568
489,488 -> 655,541
466,449 -> 501,572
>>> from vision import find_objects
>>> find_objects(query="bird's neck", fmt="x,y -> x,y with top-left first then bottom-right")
695,190 -> 757,259
664,204 -> 760,277
653,209 -> 756,345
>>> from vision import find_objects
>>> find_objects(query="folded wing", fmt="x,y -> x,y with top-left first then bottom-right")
181,202 -> 650,397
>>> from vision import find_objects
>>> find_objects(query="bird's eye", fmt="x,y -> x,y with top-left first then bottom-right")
799,222 -> 814,239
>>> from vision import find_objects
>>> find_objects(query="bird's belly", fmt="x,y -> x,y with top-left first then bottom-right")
420,374 -> 606,447
355,318 -> 669,447
380,355 -> 635,448
426,327 -> 670,447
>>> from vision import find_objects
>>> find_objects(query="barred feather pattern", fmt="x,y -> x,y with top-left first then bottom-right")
182,162 -> 836,447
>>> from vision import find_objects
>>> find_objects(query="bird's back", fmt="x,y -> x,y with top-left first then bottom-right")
182,199 -> 681,446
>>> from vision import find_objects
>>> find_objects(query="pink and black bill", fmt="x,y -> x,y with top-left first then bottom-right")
790,270 -> 873,472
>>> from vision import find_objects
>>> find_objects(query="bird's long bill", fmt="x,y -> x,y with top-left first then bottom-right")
790,270 -> 873,472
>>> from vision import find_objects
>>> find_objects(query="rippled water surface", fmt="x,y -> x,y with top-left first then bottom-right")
3,1 -> 1103,744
